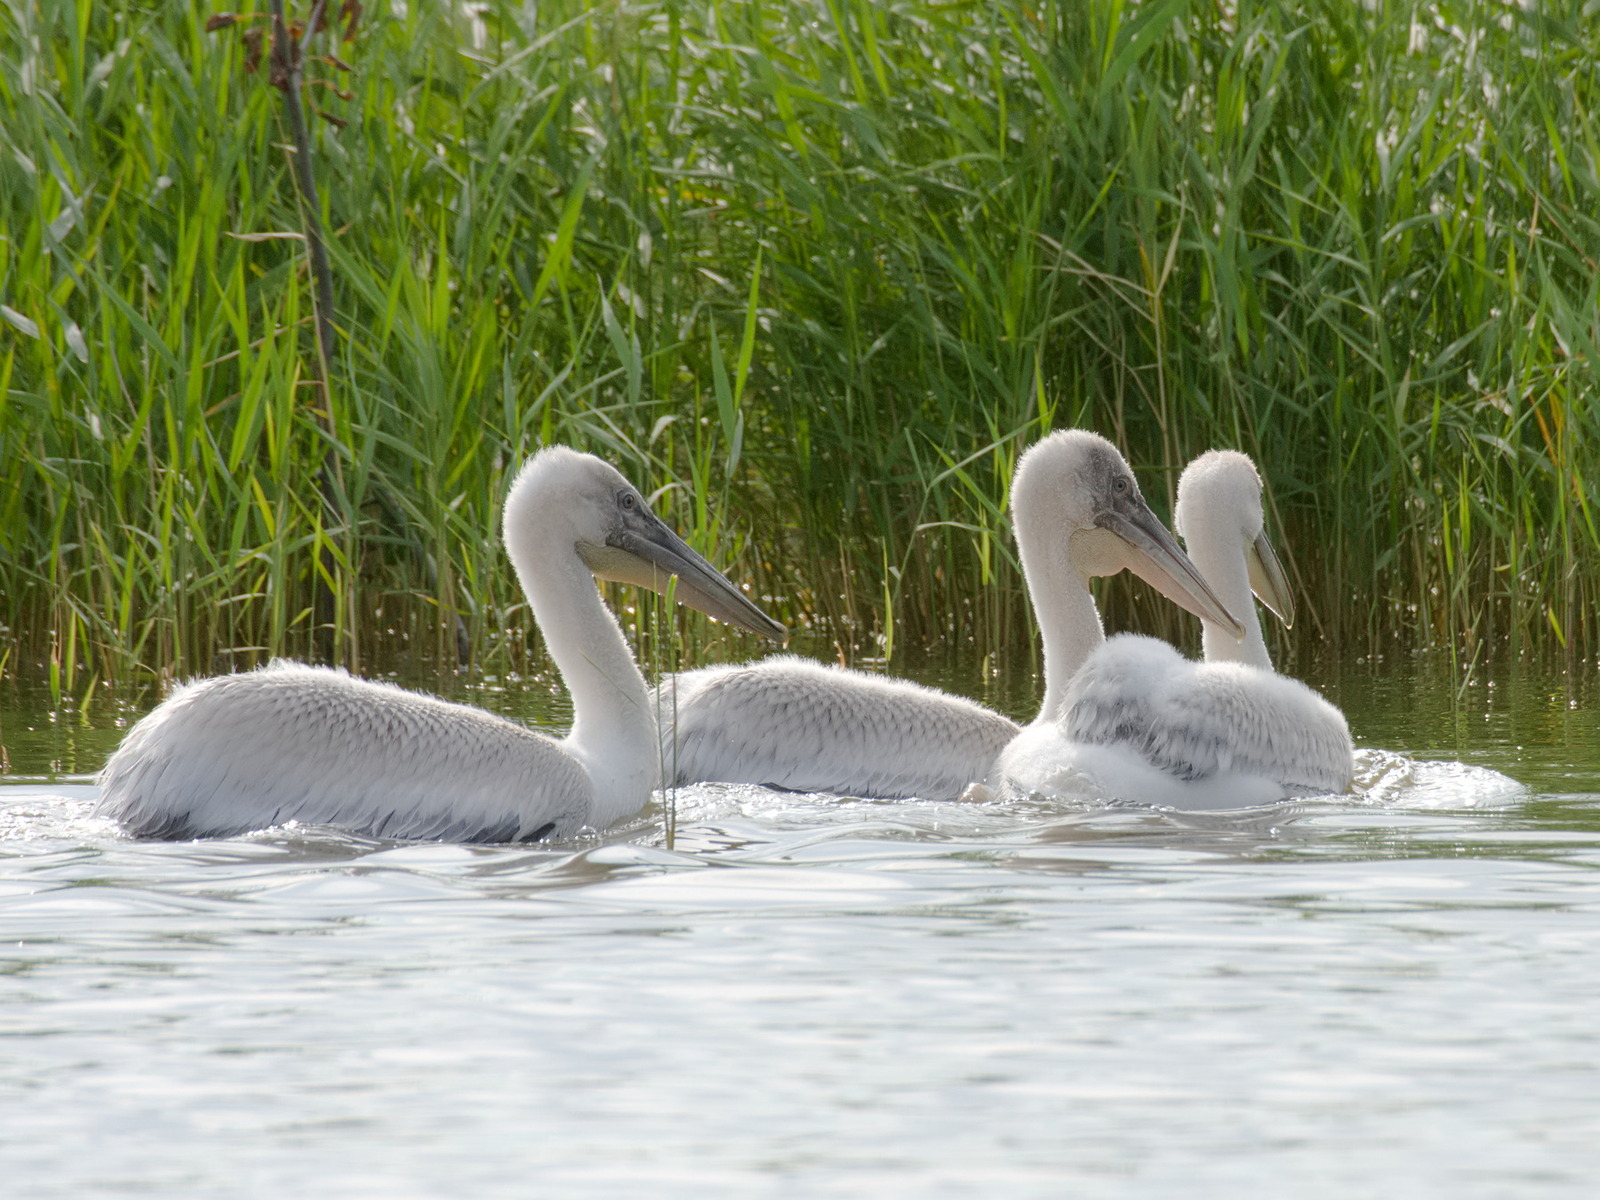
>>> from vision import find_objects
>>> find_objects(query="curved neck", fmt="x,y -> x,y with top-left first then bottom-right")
508,531 -> 658,826
1020,529 -> 1106,726
1184,524 -> 1270,669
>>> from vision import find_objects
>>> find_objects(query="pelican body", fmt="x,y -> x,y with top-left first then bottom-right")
996,448 -> 1353,806
654,655 -> 1019,800
654,430 -> 1239,801
99,447 -> 786,842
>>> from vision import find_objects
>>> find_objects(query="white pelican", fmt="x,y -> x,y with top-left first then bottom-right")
98,447 -> 787,842
653,430 -> 1240,800
1175,448 -> 1295,670
994,448 -> 1353,806
653,655 -> 1021,800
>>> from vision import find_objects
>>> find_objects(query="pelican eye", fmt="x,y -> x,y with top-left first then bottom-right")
619,490 -> 639,512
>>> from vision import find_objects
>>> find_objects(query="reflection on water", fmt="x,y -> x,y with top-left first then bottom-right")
3,656 -> 1600,1195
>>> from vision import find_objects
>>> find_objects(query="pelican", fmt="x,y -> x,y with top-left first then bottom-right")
653,654 -> 1021,800
994,448 -> 1353,806
653,430 -> 1240,800
1175,448 -> 1295,670
98,446 -> 786,842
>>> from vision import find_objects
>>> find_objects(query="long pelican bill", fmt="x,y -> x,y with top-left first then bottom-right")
1096,492 -> 1245,639
1246,528 -> 1295,628
582,507 -> 788,643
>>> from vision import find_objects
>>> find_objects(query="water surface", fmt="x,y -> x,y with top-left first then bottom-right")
3,656 -> 1599,1197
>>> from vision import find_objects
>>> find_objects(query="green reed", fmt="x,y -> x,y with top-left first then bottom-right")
2,0 -> 1597,696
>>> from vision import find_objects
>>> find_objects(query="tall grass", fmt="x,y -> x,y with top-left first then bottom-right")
2,0 -> 1597,697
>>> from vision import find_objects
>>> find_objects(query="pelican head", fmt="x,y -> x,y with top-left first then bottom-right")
505,447 -> 787,642
1013,430 -> 1243,636
1175,449 -> 1294,627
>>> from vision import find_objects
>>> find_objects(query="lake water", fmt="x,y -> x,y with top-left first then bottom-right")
3,654 -> 1599,1197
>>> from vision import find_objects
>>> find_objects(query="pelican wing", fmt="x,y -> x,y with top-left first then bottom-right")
1131,663 -> 1353,795
1062,635 -> 1353,797
1058,635 -> 1182,749
101,663 -> 590,842
654,655 -> 1019,800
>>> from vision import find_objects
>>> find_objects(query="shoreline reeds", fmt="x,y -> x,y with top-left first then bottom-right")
2,0 -> 1597,696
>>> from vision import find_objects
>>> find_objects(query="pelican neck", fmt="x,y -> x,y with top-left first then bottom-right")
1184,523 -> 1270,669
506,530 -> 658,826
1022,533 -> 1107,726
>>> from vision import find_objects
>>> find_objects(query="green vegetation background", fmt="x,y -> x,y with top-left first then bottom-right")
3,0 -> 1597,691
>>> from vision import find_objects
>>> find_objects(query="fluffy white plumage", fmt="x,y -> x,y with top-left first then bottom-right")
653,655 -> 1019,800
654,429 -> 1239,801
995,449 -> 1353,806
98,446 -> 784,842
100,662 -> 592,841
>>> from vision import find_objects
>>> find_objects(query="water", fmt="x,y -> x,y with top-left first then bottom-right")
3,656 -> 1600,1197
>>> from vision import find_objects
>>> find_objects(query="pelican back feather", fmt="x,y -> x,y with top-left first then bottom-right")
1062,635 -> 1354,797
100,662 -> 591,841
653,655 -> 1019,800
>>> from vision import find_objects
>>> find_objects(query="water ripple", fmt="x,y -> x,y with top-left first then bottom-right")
3,754 -> 1600,1197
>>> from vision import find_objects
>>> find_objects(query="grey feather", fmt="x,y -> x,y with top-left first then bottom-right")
101,663 -> 592,842
653,655 -> 1018,800
1062,635 -> 1352,796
